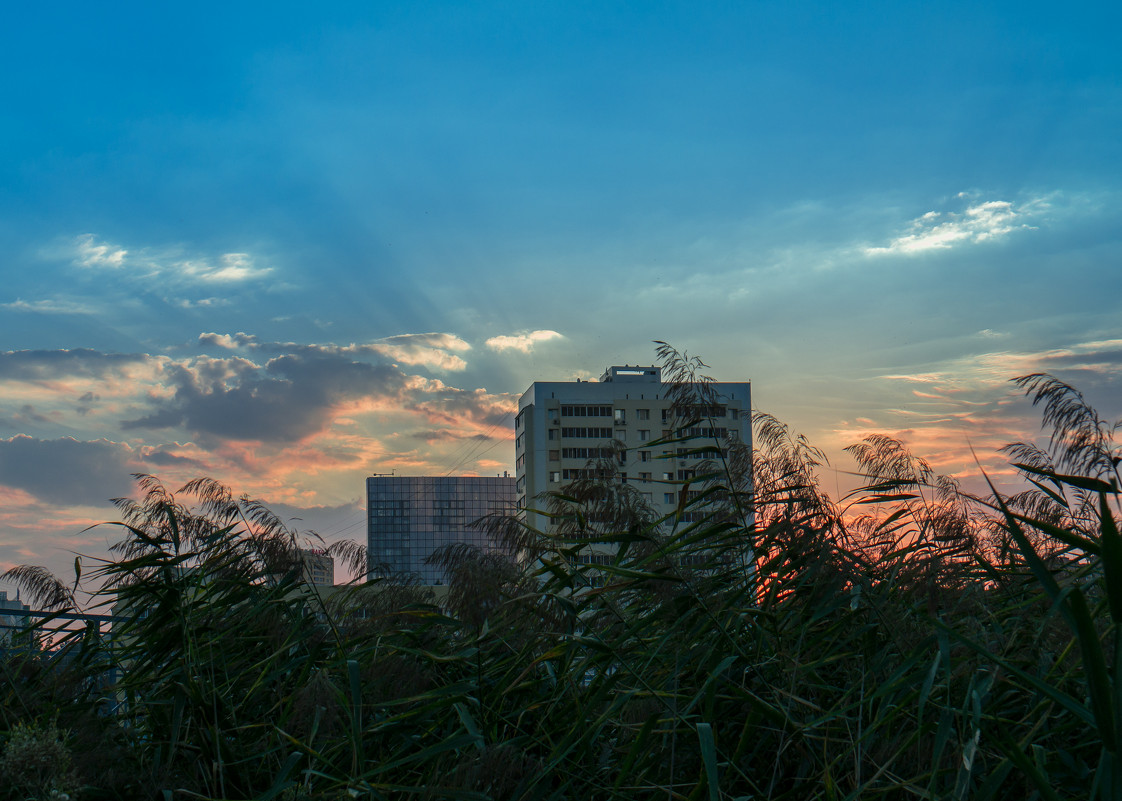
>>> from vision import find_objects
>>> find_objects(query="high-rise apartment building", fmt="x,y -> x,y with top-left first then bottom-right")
366,475 -> 517,584
514,365 -> 751,532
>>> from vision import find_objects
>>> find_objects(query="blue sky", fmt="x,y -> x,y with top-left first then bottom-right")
2,1 -> 1121,583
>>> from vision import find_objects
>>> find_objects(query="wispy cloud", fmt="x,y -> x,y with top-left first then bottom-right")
864,195 -> 1048,256
832,337 -> 1122,489
68,234 -> 272,286
485,330 -> 564,353
1,298 -> 98,315
198,331 -> 472,372
178,253 -> 272,283
176,297 -> 232,309
75,233 -> 128,267
879,338 -> 1122,390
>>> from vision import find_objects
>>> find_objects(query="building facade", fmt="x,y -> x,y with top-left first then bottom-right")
0,590 -> 31,647
366,475 -> 517,584
298,549 -> 335,586
514,365 -> 751,533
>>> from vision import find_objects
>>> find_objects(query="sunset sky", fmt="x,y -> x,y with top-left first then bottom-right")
3,2 -> 1121,586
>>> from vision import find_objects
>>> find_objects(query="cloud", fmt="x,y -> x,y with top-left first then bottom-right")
121,345 -> 415,443
880,338 -> 1122,390
179,253 -> 272,283
74,233 -> 127,267
0,435 -> 136,506
0,336 -> 520,522
865,196 -> 1047,256
176,297 -> 231,309
0,349 -> 146,381
67,234 -> 272,286
199,332 -> 260,350
367,333 -> 471,371
140,446 -> 210,471
847,337 -> 1122,491
485,330 -> 564,353
199,331 -> 471,371
1,298 -> 98,315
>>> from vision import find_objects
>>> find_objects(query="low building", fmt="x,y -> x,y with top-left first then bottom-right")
0,590 -> 32,646
298,548 -> 335,586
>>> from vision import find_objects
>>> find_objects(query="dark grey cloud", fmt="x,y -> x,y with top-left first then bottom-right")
123,347 -> 408,443
141,448 -> 209,471
0,405 -> 57,430
76,392 -> 100,416
0,349 -> 144,380
0,435 -> 135,506
13,405 -> 53,424
406,429 -> 493,442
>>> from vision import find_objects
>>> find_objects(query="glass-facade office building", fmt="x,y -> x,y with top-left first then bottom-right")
366,476 -> 517,584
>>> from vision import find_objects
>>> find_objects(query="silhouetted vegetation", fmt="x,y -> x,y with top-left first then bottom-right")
1,350 -> 1118,799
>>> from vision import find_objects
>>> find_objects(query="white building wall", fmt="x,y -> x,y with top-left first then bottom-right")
514,365 -> 751,534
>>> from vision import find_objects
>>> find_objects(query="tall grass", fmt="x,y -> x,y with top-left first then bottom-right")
1,356 -> 1118,799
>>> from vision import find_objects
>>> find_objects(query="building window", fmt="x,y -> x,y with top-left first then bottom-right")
639,430 -> 650,441
561,427 -> 614,438
663,492 -> 675,504
547,408 -> 559,422
640,450 -> 651,462
549,471 -> 561,483
639,472 -> 652,481
614,409 -> 626,424
562,447 -> 614,459
637,408 -> 650,421
549,450 -> 559,461
663,472 -> 674,481
620,473 -> 627,483
562,405 -> 612,417
548,429 -> 557,440
641,492 -> 652,502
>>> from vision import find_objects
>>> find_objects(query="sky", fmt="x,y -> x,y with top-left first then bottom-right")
2,1 -> 1121,588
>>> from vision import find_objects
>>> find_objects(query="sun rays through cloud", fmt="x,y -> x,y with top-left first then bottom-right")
2,3 -> 1122,585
